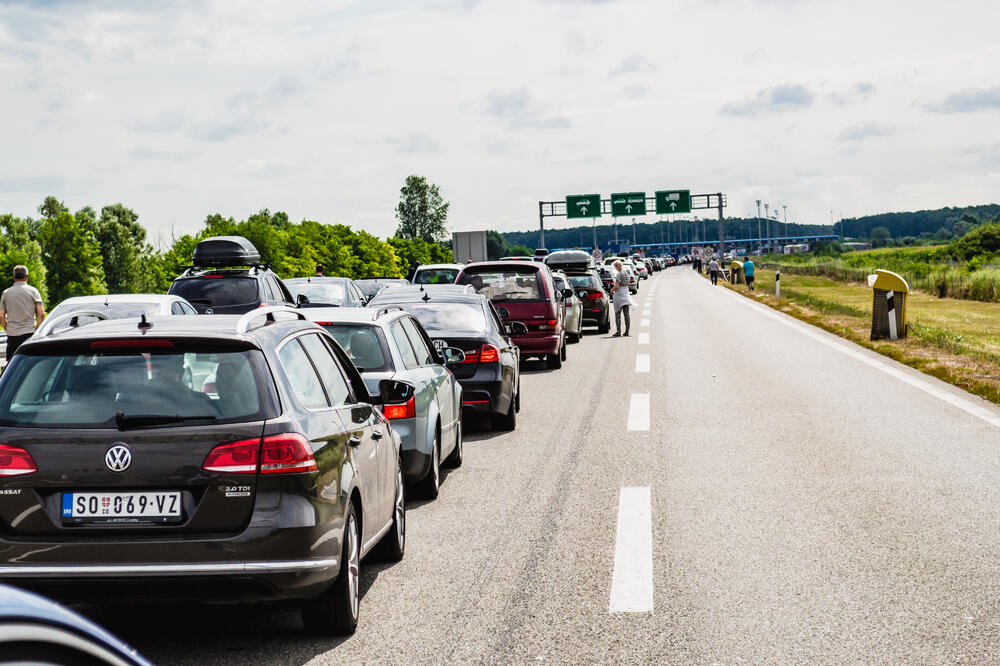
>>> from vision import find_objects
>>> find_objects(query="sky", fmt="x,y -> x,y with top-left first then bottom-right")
1,0 -> 999,247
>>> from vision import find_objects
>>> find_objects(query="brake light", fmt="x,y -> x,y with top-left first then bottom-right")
203,438 -> 259,473
587,291 -> 604,300
479,344 -> 499,363
0,443 -> 36,477
260,433 -> 318,474
91,340 -> 173,349
384,396 -> 416,420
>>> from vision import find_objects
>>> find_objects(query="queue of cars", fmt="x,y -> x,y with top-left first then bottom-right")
0,236 -> 656,646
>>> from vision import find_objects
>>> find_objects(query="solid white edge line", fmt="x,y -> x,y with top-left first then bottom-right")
719,286 -> 1000,429
609,486 -> 654,613
627,393 -> 650,431
635,353 -> 650,373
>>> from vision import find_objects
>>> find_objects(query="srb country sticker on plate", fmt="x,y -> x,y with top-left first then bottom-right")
62,491 -> 182,523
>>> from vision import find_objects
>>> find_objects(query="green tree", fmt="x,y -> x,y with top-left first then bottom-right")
0,215 -> 48,305
96,203 -> 158,293
38,195 -> 67,219
37,210 -> 106,304
394,175 -> 450,242
870,226 -> 892,248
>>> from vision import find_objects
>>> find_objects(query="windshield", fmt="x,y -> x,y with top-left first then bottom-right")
0,349 -> 276,428
50,302 -> 158,320
287,281 -> 347,305
414,268 -> 458,285
392,302 -> 487,335
169,277 -> 258,308
458,269 -> 543,301
321,324 -> 391,372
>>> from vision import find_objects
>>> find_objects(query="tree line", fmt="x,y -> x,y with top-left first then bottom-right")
2,191 -> 452,308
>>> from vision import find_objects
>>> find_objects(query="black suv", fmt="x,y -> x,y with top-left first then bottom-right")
168,236 -> 296,314
0,307 -> 411,635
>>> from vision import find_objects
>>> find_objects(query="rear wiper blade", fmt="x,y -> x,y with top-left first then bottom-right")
115,413 -> 217,430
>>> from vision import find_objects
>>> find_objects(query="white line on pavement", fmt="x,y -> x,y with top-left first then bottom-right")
640,318 -> 650,327
627,393 -> 649,431
721,288 -> 1000,430
642,310 -> 651,317
635,353 -> 650,373
609,486 -> 654,614
637,332 -> 649,345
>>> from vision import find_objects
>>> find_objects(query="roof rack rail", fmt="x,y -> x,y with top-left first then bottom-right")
235,306 -> 307,335
34,310 -> 110,339
375,306 -> 405,317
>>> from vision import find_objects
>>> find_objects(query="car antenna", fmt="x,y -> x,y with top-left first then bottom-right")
422,291 -> 431,302
138,314 -> 153,332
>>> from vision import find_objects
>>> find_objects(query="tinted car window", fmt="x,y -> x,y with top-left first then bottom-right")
414,268 -> 458,284
400,317 -> 434,366
299,334 -> 351,406
458,268 -> 543,301
170,277 -> 259,308
389,322 -> 420,370
0,349 -> 274,427
323,324 -> 391,373
567,274 -> 600,288
396,302 -> 488,335
278,339 -> 329,410
287,281 -> 347,305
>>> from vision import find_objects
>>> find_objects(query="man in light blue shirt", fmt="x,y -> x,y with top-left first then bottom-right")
742,257 -> 755,291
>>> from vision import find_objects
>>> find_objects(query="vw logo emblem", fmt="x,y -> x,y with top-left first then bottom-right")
105,445 -> 132,473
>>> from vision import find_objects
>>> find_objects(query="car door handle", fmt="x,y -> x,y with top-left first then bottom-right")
348,434 -> 363,447
372,427 -> 384,440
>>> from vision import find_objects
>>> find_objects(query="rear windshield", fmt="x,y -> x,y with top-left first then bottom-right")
413,268 -> 458,285
567,274 -> 600,289
394,303 -> 487,335
169,277 -> 258,308
0,349 -> 277,428
356,280 -> 406,299
458,269 -> 543,301
287,281 -> 347,305
321,324 -> 392,373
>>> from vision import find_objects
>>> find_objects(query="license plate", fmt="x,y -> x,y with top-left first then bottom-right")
61,491 -> 182,524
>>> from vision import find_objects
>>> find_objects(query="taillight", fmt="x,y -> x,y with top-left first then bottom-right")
586,291 -> 604,300
479,344 -> 499,363
203,438 -> 259,474
203,434 -> 318,475
537,320 -> 558,331
260,433 -> 317,474
0,443 -> 36,477
384,396 -> 416,420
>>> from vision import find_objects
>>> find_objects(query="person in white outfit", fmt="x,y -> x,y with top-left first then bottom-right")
608,260 -> 635,337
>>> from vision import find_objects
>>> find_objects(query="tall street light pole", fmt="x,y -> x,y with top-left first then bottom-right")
756,200 -> 762,253
764,203 -> 770,251
782,204 -> 788,239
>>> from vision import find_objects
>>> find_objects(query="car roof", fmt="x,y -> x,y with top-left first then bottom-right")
460,260 -> 546,273
284,276 -> 353,284
376,285 -> 474,297
370,290 -> 490,306
301,307 -> 381,324
415,264 -> 462,270
58,294 -> 184,305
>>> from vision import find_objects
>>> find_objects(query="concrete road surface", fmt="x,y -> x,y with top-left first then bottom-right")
79,268 -> 1000,664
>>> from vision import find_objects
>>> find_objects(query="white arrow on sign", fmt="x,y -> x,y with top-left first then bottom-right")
669,202 -> 677,211
579,204 -> 588,214
626,204 -> 632,213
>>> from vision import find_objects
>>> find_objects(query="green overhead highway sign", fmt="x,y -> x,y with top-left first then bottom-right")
655,190 -> 691,214
566,194 -> 601,219
611,192 -> 646,217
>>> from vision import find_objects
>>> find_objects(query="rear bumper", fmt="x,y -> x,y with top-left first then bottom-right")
400,448 -> 431,482
581,305 -> 609,326
511,333 -> 560,356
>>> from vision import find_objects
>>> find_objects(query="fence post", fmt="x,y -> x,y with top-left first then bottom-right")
775,270 -> 781,299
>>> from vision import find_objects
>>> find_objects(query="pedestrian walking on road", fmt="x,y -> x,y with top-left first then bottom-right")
609,260 -> 634,337
708,257 -> 720,285
742,256 -> 755,291
0,265 -> 44,362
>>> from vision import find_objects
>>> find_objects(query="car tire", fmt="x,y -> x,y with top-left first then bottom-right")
491,392 -> 517,431
546,352 -> 562,369
376,465 -> 406,562
445,421 -> 463,468
514,383 -> 521,413
568,329 -> 580,343
560,340 -> 567,362
301,503 -> 360,636
599,316 -> 611,334
415,433 -> 440,500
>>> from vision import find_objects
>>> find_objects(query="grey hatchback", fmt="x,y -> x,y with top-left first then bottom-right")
304,307 -> 464,499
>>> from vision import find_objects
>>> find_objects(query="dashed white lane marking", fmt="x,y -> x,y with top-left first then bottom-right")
635,353 -> 650,373
637,332 -> 650,345
640,318 -> 650,327
721,287 -> 1000,429
627,393 -> 650,431
610,486 -> 654,614
642,310 -> 651,318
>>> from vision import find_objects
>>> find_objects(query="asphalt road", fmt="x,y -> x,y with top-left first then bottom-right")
78,267 -> 1000,664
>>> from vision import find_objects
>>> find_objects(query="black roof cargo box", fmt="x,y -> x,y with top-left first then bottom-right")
192,236 -> 261,268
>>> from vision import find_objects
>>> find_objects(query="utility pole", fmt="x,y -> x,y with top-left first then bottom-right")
717,193 -> 726,256
756,200 -> 762,252
782,204 -> 788,239
591,219 -> 598,252
632,218 -> 637,246
764,203 -> 770,248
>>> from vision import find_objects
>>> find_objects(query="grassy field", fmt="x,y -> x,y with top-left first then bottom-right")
718,268 -> 1000,404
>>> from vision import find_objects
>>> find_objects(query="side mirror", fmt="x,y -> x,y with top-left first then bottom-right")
441,347 -> 466,364
495,307 -> 510,318
378,379 -> 414,405
562,288 -> 574,300
296,293 -> 310,306
506,322 -> 528,336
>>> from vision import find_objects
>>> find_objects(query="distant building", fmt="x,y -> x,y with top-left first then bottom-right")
783,244 -> 809,254
843,242 -> 873,251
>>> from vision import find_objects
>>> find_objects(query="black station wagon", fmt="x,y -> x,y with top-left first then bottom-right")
0,307 -> 411,635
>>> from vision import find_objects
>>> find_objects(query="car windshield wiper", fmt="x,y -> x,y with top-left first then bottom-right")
115,413 -> 217,430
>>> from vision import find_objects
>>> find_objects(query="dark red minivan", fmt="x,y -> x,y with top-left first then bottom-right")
456,261 -> 569,369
